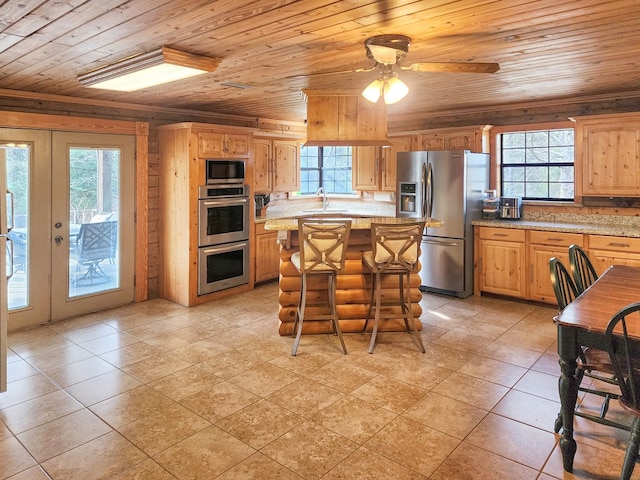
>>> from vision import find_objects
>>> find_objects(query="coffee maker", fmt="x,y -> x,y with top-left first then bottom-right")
254,193 -> 270,217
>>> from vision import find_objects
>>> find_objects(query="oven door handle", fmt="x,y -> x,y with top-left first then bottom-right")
202,242 -> 248,254
201,198 -> 248,206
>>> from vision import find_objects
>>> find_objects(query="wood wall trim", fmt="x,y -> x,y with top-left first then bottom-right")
0,110 -> 149,304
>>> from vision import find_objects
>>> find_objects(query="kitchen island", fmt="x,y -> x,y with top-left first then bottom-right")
264,216 -> 444,336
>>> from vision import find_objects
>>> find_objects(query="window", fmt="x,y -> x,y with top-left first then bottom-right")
299,146 -> 354,194
500,128 -> 574,200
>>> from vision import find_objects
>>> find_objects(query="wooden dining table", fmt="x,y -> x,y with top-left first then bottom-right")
553,264 -> 640,472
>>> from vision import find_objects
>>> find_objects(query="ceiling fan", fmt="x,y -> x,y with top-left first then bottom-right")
298,34 -> 500,104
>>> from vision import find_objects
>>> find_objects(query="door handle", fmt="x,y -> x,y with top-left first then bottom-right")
55,235 -> 64,244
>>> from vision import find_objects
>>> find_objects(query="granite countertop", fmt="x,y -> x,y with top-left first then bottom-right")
265,216 -> 444,231
472,219 -> 640,238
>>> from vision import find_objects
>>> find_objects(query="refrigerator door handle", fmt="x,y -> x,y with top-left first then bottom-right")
426,162 -> 433,218
422,238 -> 461,247
420,162 -> 427,218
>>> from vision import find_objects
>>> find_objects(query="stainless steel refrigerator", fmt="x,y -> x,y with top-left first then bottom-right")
396,150 -> 489,298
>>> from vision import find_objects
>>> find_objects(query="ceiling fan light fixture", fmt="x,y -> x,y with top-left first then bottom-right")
362,78 -> 384,103
383,76 -> 409,104
77,47 -> 220,92
362,74 -> 409,104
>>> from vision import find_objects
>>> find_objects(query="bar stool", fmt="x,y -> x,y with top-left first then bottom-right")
290,218 -> 352,356
362,221 -> 426,354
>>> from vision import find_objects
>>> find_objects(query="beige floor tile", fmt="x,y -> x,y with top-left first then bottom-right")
25,344 -> 95,372
9,333 -> 74,360
154,425 -> 255,480
64,369 -> 143,407
513,369 -> 560,401
120,353 -> 192,383
496,329 -> 556,353
170,338 -> 232,364
0,436 -> 37,478
261,421 -> 357,479
118,403 -> 210,456
123,319 -> 183,341
303,359 -> 377,393
1,420 -> 11,440
364,416 -> 459,477
431,441 -> 538,480
198,349 -> 266,380
216,399 -> 305,449
433,372 -> 509,410
492,389 -> 560,432
227,362 -> 300,397
41,431 -> 148,480
59,323 -> 119,344
0,375 -> 59,410
7,360 -> 39,383
480,341 -> 543,369
17,409 -> 112,462
180,381 -> 260,423
350,375 -> 426,414
466,413 -> 557,470
531,352 -> 561,376
0,390 -> 83,434
322,446 -> 425,480
214,452 -> 303,480
310,395 -> 397,444
388,361 -> 454,390
99,342 -> 159,368
458,356 -> 528,387
452,320 -> 508,340
109,458 -> 177,480
78,331 -> 140,355
403,392 -> 488,439
421,343 -> 475,371
7,465 -> 52,479
148,365 -> 223,401
43,356 -> 116,388
269,347 -> 343,376
90,385 -> 177,429
140,329 -> 208,353
267,378 -> 344,418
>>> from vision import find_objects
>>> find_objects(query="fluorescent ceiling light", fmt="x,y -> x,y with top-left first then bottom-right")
77,47 -> 220,92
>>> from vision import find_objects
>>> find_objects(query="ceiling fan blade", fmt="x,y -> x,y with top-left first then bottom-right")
401,62 -> 500,74
286,65 -> 376,78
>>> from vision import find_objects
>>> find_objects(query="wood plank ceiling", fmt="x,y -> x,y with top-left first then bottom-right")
0,0 -> 639,124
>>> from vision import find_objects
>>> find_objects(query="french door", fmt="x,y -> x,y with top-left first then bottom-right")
2,129 -> 135,330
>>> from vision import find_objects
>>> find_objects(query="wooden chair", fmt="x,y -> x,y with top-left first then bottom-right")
549,257 -> 627,432
569,244 -> 599,294
290,219 -> 351,356
605,302 -> 640,480
70,221 -> 117,284
362,221 -> 426,354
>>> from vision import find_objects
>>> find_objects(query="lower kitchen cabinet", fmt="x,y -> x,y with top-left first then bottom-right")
528,230 -> 584,303
476,227 -> 526,298
587,235 -> 640,272
255,223 -> 280,283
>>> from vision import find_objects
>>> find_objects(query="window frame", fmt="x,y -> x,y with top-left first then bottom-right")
492,121 -> 576,203
298,145 -> 356,195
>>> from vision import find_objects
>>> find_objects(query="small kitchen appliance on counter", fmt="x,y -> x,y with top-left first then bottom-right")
254,193 -> 270,217
481,190 -> 499,220
499,197 -> 522,219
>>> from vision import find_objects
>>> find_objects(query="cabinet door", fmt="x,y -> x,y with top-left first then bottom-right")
198,132 -> 226,157
255,232 -> 280,282
588,235 -> 640,272
479,239 -> 526,298
581,122 -> 640,196
226,134 -> 251,158
529,244 -> 571,304
382,135 -> 412,191
421,135 -> 446,150
273,140 -> 299,192
353,146 -> 380,190
253,138 -> 271,192
446,132 -> 476,151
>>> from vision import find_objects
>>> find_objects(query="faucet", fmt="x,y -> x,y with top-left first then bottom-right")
316,187 -> 329,210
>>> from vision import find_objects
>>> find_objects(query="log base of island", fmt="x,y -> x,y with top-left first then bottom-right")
277,229 -> 423,336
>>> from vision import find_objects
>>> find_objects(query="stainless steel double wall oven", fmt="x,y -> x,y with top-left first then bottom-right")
198,160 -> 250,295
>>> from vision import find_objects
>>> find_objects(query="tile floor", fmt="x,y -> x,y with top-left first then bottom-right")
1,283 -> 638,479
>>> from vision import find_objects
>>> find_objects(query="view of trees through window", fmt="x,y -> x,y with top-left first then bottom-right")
299,146 -> 353,194
501,128 -> 575,200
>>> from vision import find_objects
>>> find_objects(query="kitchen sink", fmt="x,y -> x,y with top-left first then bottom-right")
301,208 -> 348,214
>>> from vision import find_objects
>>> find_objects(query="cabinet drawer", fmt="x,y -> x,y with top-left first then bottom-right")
589,235 -> 640,253
478,227 -> 525,242
529,230 -> 583,247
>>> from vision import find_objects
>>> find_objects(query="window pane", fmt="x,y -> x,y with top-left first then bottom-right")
503,166 -> 525,182
527,131 -> 548,147
503,183 -> 525,197
527,148 -> 548,163
526,183 -> 549,198
503,149 -> 525,164
526,166 -> 548,182
503,133 -> 525,148
549,146 -> 574,163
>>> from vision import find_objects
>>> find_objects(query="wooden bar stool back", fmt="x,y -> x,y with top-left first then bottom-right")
362,221 -> 426,354
290,219 -> 352,356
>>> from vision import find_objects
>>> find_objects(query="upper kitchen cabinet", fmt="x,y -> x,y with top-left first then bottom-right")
253,136 -> 300,192
419,125 -> 491,153
353,135 -> 415,191
198,131 -> 251,158
574,113 -> 640,197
